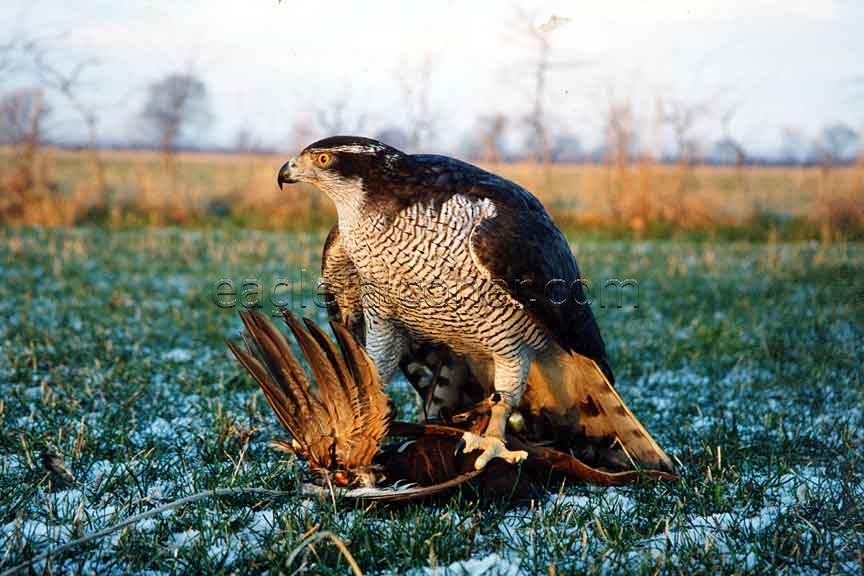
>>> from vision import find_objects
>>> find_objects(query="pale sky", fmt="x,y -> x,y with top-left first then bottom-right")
3,0 -> 862,156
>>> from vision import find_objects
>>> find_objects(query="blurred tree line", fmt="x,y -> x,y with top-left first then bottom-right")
1,16 -> 862,239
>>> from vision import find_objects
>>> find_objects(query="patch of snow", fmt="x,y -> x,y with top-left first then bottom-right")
170,528 -> 200,548
738,506 -> 781,533
718,366 -> 774,387
497,510 -> 533,540
406,553 -> 525,576
145,417 -> 174,439
147,481 -> 173,501
544,488 -> 635,515
15,415 -> 34,430
672,328 -> 692,341
136,517 -> 159,532
246,509 -> 275,533
639,368 -> 711,389
161,348 -> 193,363
143,416 -> 195,442
88,459 -> 115,481
2,453 -> 29,473
49,488 -> 85,518
599,490 -> 637,514
207,537 -> 238,566
3,519 -> 75,546
545,493 -> 592,511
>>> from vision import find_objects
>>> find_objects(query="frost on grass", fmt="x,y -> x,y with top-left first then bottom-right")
160,348 -> 194,363
405,553 -> 524,576
428,465 -> 854,574
0,229 -> 861,574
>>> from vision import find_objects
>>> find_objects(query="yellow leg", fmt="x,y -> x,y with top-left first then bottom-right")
461,402 -> 528,470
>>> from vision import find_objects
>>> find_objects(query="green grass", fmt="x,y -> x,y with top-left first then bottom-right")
0,227 -> 862,574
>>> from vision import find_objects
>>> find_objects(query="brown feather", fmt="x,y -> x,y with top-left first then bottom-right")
238,311 -> 318,423
524,345 -> 674,473
225,337 -> 317,452
330,321 -> 389,446
231,312 -> 336,466
226,338 -> 296,433
301,317 -> 353,390
281,312 -> 354,428
507,436 -> 676,485
300,316 -> 387,462
228,310 -> 390,476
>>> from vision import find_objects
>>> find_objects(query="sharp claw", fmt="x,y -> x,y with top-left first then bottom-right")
506,450 -> 529,465
475,450 -> 494,470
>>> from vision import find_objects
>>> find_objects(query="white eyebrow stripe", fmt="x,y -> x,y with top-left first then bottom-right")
314,144 -> 386,154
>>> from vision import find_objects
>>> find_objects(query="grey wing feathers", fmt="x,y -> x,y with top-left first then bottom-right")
402,156 -> 613,382
467,178 -> 614,383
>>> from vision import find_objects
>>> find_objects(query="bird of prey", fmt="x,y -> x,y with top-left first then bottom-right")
278,136 -> 673,473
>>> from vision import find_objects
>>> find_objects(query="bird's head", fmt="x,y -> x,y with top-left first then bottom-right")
277,136 -> 407,204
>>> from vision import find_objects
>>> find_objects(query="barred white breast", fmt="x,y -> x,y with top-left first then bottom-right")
341,193 -> 549,363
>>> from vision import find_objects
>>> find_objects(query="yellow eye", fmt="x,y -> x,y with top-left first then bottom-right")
315,152 -> 333,168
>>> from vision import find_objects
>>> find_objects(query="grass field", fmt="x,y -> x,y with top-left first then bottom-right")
0,227 -> 862,574
2,148 -> 863,241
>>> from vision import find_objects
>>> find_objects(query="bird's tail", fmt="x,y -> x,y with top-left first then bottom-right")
227,310 -> 323,460
226,310 -> 389,471
524,347 -> 674,473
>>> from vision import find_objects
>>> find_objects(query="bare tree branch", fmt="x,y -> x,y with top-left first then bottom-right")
479,113 -> 508,163
716,102 -> 747,167
139,72 -> 211,155
510,10 -> 584,164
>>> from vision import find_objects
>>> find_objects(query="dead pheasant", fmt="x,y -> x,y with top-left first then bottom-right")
228,310 -> 514,500
227,311 -> 675,503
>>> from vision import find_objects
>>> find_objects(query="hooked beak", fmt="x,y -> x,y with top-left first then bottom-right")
277,158 -> 299,190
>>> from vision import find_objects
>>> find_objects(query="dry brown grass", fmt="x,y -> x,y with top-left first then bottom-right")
1,147 -> 862,239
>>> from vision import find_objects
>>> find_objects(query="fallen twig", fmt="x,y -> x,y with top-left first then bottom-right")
0,487 -> 295,576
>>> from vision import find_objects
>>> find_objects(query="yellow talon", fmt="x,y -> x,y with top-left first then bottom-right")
460,431 -> 528,470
